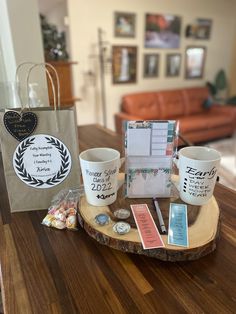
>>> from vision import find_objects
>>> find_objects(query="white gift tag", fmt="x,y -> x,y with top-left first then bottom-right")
13,134 -> 72,189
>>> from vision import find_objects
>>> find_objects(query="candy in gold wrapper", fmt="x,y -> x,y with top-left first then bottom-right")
42,214 -> 55,227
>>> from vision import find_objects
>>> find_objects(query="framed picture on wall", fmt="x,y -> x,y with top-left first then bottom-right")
185,46 -> 206,79
112,46 -> 137,84
186,19 -> 212,40
166,53 -> 181,77
144,13 -> 181,48
114,12 -> 136,38
195,19 -> 212,39
143,54 -> 159,78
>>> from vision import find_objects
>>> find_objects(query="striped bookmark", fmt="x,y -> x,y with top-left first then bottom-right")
131,204 -> 165,249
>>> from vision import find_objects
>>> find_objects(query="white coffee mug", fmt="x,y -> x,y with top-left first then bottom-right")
175,146 -> 221,205
79,147 -> 122,206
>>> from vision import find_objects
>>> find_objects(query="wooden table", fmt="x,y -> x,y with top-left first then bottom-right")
0,124 -> 236,313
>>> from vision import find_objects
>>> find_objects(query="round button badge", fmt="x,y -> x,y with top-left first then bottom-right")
113,208 -> 130,219
113,222 -> 131,235
95,213 -> 110,226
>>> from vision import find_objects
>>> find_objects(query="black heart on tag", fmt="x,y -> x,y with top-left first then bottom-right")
3,111 -> 38,141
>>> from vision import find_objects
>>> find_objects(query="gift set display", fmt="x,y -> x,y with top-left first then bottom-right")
77,119 -> 221,261
0,62 -> 221,261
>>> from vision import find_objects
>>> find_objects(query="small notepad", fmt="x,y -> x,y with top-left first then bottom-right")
127,128 -> 151,156
124,120 -> 176,198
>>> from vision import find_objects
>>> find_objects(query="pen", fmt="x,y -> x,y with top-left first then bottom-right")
153,197 -> 167,234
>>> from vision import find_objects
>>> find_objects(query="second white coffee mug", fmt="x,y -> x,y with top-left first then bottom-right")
79,147 -> 122,206
175,146 -> 221,206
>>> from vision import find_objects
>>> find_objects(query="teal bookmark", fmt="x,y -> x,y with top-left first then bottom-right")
168,203 -> 189,247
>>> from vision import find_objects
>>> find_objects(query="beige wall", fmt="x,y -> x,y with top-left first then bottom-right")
0,0 -> 45,82
0,0 -> 48,108
68,0 -> 236,130
229,36 -> 236,96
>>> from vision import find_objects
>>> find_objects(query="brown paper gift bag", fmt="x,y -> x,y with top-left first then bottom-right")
0,62 -> 80,212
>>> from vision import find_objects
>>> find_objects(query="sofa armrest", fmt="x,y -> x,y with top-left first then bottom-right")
114,112 -> 143,134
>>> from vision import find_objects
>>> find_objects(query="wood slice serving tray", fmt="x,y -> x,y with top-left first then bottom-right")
78,175 -> 220,262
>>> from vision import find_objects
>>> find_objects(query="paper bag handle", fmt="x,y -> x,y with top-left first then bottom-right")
15,62 -> 60,110
15,62 -> 36,108
26,63 -> 60,110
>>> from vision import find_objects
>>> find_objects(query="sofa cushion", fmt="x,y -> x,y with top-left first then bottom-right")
158,90 -> 187,119
178,113 -> 234,133
122,92 -> 161,120
183,87 -> 209,115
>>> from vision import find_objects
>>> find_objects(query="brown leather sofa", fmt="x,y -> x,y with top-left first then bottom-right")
114,87 -> 236,144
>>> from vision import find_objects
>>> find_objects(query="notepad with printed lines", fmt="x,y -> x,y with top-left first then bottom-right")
124,120 -> 176,198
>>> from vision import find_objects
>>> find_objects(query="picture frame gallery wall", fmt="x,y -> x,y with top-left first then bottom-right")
111,11 -> 212,84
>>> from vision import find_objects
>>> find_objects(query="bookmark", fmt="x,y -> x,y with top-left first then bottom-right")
130,204 -> 165,249
168,203 -> 189,247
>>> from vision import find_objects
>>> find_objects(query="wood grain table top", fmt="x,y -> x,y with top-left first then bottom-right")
0,124 -> 236,313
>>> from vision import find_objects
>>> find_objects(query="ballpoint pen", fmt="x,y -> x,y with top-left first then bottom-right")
153,197 -> 167,234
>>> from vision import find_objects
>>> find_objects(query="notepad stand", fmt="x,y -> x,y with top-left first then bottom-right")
124,120 -> 176,198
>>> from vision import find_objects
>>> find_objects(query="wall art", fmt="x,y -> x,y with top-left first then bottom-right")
186,19 -> 212,40
112,45 -> 137,84
166,53 -> 181,77
145,13 -> 181,48
185,46 -> 206,79
143,54 -> 159,78
114,12 -> 136,38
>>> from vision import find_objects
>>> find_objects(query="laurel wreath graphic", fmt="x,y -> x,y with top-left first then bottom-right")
44,137 -> 70,185
14,136 -> 70,187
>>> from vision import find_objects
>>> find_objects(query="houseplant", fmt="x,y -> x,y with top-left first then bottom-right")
206,69 -> 236,105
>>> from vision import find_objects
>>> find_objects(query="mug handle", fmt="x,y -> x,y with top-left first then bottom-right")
117,157 -> 125,191
173,153 -> 179,168
120,157 -> 125,167
172,155 -> 180,191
